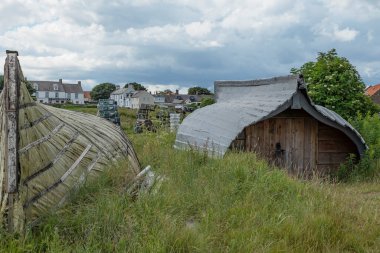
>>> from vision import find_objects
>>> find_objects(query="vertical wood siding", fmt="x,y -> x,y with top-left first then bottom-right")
231,109 -> 358,174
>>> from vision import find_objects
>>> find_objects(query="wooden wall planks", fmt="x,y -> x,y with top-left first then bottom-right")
230,109 -> 359,175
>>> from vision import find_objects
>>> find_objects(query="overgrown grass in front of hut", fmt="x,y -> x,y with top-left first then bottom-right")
1,125 -> 379,252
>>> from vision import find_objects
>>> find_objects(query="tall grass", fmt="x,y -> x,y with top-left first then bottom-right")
1,128 -> 379,252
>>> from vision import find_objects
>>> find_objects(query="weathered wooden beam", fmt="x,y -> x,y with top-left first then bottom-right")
4,50 -> 20,232
4,51 -> 19,193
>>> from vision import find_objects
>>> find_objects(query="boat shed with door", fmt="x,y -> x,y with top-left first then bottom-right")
174,75 -> 367,175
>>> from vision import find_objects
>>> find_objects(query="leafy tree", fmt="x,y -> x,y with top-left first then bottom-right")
200,97 -> 215,108
156,89 -> 173,95
291,49 -> 379,119
163,89 -> 173,94
91,83 -> 116,101
25,80 -> 35,95
0,75 -> 3,91
188,86 -> 212,95
125,82 -> 146,91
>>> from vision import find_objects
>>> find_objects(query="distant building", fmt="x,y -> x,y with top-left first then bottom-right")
31,79 -> 84,104
164,89 -> 211,105
110,84 -> 136,107
110,85 -> 154,109
153,94 -> 166,104
83,91 -> 93,103
131,90 -> 155,109
366,84 -> 380,105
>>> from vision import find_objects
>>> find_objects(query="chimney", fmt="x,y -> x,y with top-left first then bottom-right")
175,89 -> 179,95
59,79 -> 62,84
78,81 -> 81,85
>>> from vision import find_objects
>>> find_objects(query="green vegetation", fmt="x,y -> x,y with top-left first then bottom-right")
124,82 -> 147,91
338,113 -> 380,181
188,86 -> 212,95
291,49 -> 379,119
90,83 -> 116,101
0,107 -> 379,252
200,97 -> 215,107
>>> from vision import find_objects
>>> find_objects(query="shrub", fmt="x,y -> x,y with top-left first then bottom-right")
338,113 -> 380,181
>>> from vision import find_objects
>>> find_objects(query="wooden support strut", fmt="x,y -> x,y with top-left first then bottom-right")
4,51 -> 20,232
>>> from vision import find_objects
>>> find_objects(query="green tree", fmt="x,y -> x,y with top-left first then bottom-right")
91,83 -> 116,101
0,75 -> 3,91
188,86 -> 212,95
291,49 -> 379,119
200,97 -> 215,108
24,80 -> 35,95
163,89 -> 173,94
125,82 -> 146,91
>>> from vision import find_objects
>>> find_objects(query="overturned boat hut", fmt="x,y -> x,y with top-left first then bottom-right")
175,75 -> 366,175
0,51 -> 141,232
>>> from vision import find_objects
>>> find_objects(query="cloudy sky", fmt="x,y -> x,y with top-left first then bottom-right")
1,0 -> 379,92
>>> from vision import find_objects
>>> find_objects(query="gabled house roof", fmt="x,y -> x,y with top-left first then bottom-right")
111,86 -> 136,95
165,94 -> 201,103
365,84 -> 380,96
31,80 -> 83,93
175,75 -> 366,157
131,90 -> 151,98
63,83 -> 83,93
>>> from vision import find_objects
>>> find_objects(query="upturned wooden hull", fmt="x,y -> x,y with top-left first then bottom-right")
0,51 -> 141,232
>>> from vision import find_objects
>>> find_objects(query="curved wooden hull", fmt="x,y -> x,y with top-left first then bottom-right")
0,51 -> 141,232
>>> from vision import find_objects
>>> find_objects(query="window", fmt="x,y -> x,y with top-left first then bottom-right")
33,83 -> 38,90
67,93 -> 71,99
35,91 -> 39,98
53,83 -> 58,91
75,93 -> 78,99
55,92 -> 59,98
45,92 -> 49,98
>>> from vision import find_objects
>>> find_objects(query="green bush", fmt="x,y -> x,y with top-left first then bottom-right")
338,113 -> 380,181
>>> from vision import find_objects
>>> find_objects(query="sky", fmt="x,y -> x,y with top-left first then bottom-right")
0,0 -> 379,92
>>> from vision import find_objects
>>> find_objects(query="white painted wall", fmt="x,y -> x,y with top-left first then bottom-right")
131,92 -> 155,109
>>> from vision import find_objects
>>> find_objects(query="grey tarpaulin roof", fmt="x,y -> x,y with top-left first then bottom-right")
174,75 -> 367,157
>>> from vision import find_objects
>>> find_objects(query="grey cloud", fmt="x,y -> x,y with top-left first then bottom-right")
1,0 -> 380,90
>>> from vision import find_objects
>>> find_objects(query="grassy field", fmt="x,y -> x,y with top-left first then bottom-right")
1,108 -> 379,252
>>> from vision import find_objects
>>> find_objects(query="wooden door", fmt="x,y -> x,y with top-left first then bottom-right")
244,110 -> 318,175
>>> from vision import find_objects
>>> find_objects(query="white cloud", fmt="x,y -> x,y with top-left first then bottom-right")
1,0 -> 380,89
314,20 -> 359,42
333,27 -> 359,42
144,84 -> 189,94
185,21 -> 213,38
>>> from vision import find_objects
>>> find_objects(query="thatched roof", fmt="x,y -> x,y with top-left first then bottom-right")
0,51 -> 141,232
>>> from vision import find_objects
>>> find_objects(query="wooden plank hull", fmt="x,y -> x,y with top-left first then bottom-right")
0,51 -> 141,232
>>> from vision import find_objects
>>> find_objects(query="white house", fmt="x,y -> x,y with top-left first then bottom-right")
153,94 -> 166,104
131,91 -> 155,109
110,84 -> 136,107
31,79 -> 84,104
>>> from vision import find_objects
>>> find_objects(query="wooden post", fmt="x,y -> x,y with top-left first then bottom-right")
4,50 -> 20,232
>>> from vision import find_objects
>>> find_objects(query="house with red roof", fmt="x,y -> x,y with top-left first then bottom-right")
365,84 -> 380,105
83,91 -> 92,103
